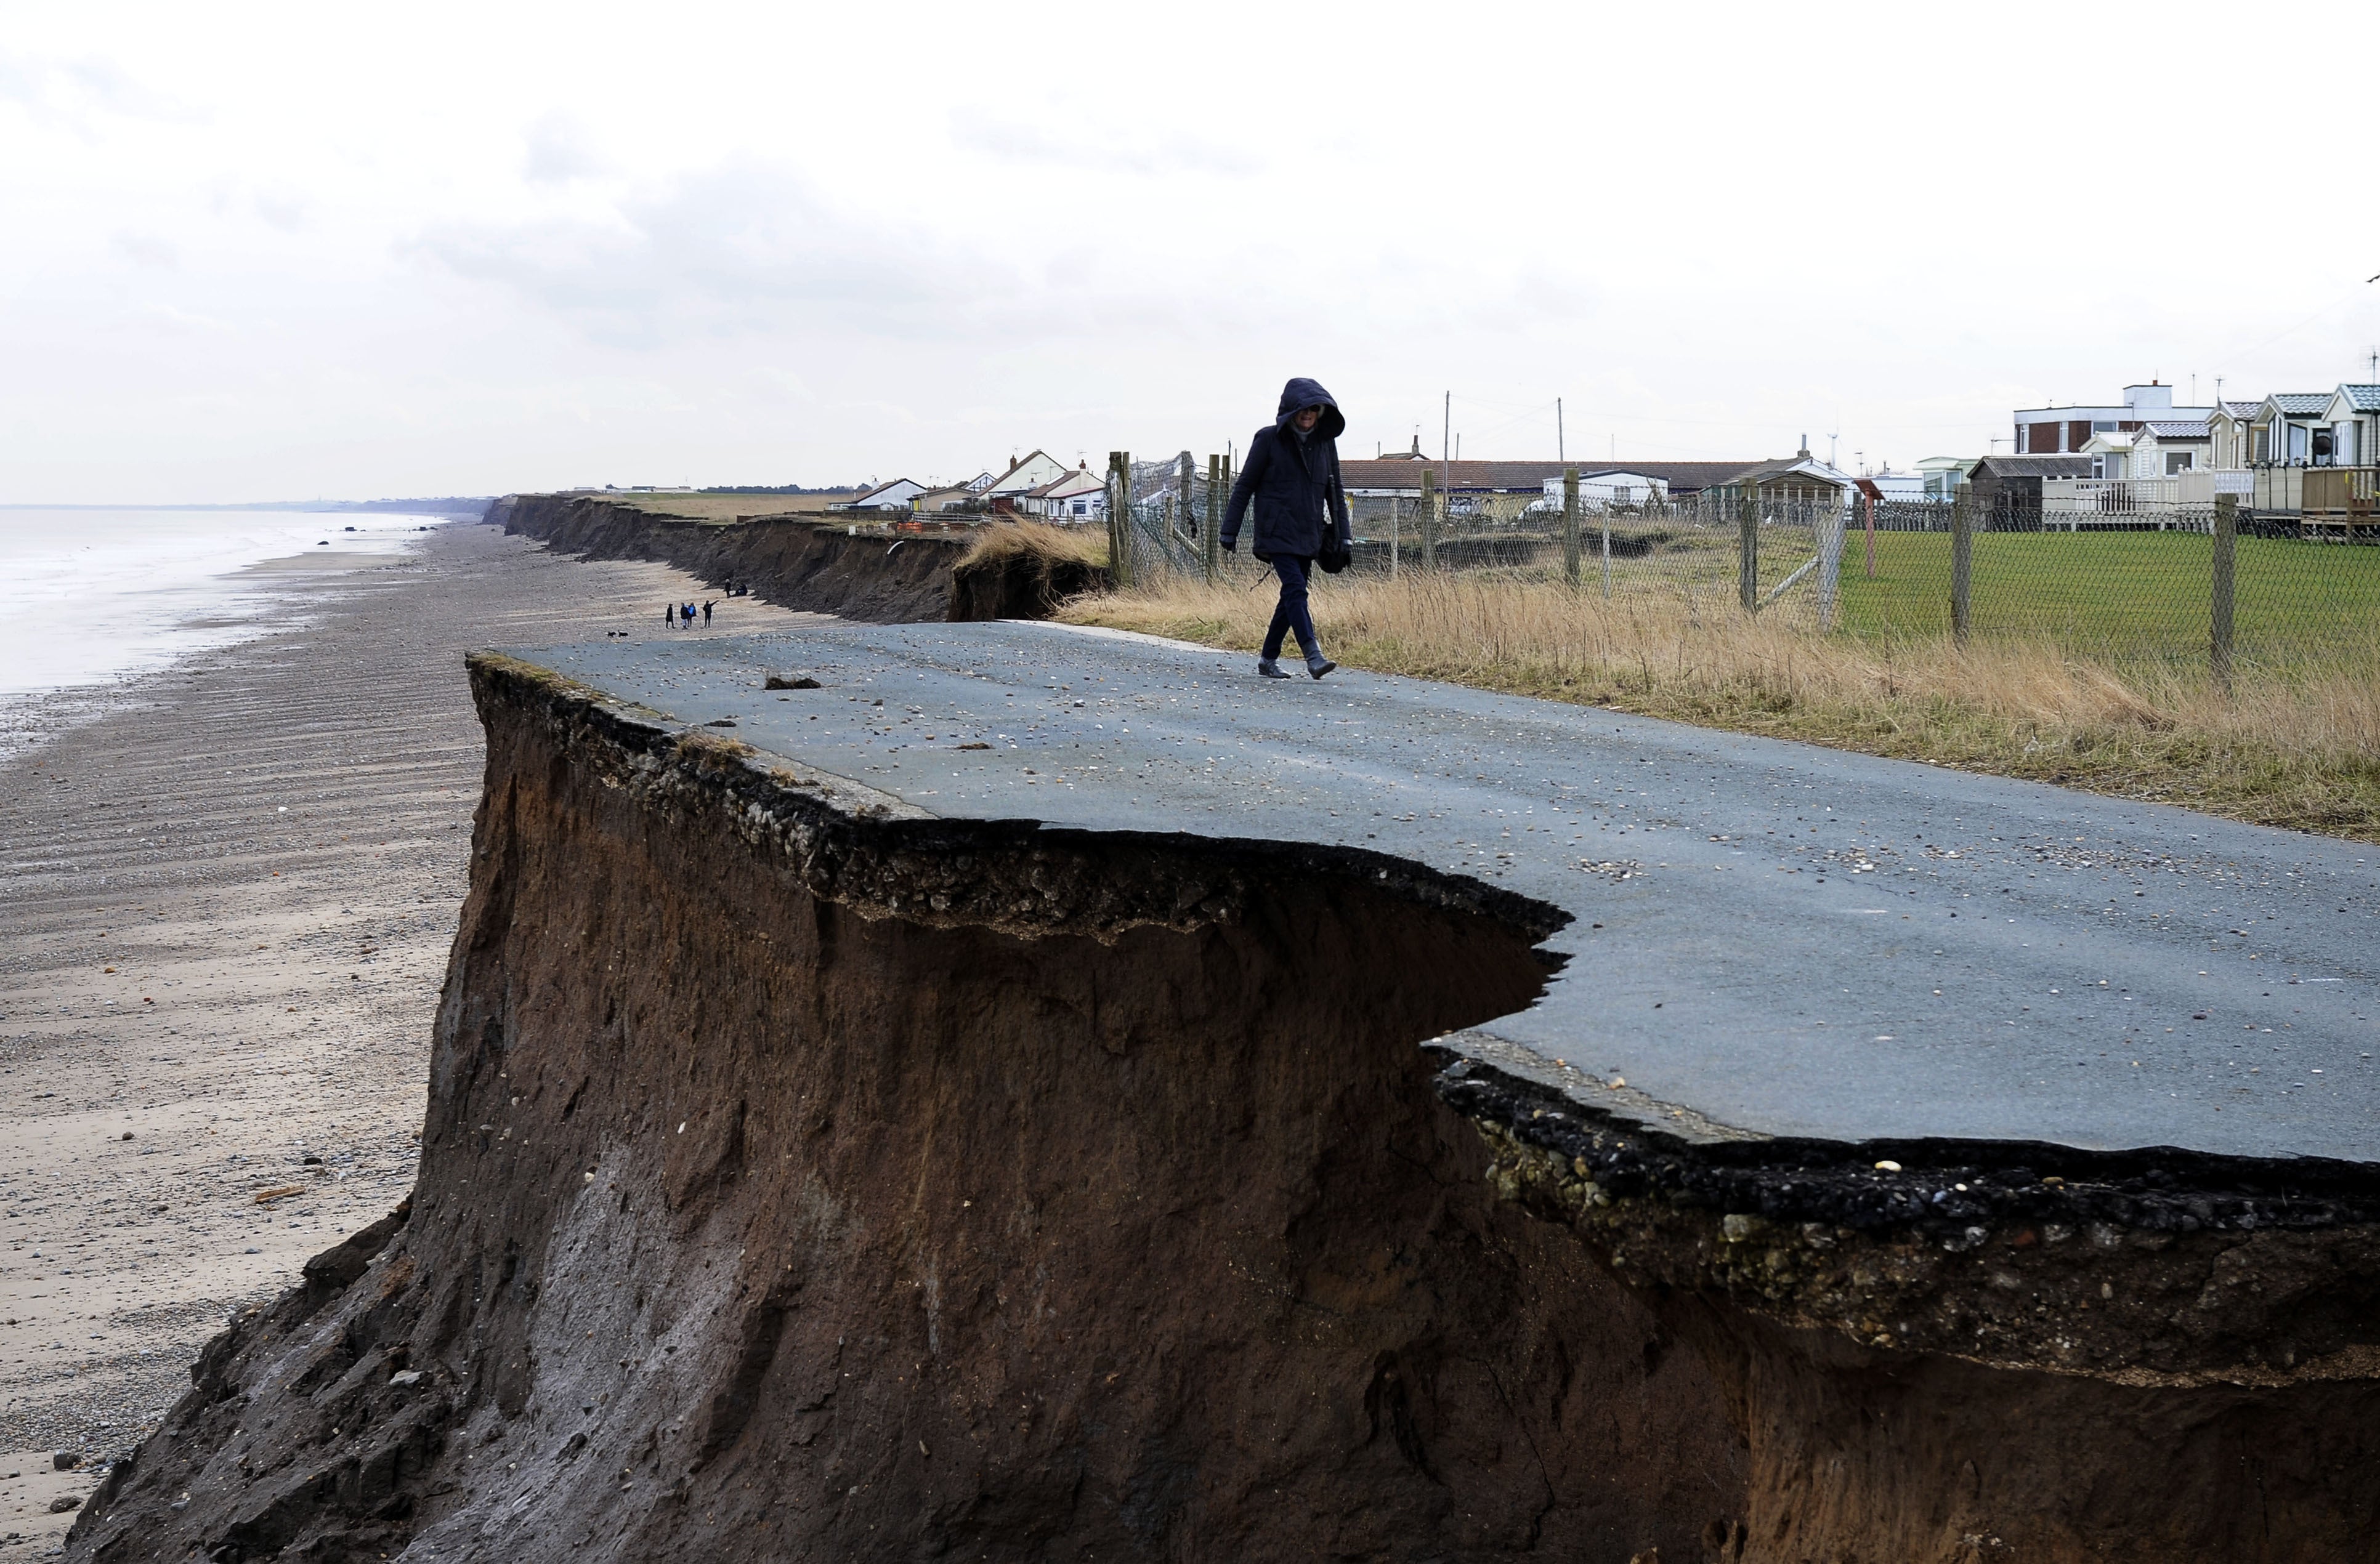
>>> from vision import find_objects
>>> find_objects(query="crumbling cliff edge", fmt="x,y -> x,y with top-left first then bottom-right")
67,652 -> 2380,1562
490,495 -> 1098,624
65,656 -> 1739,1562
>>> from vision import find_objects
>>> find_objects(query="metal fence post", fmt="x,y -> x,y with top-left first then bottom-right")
1388,496 -> 1400,580
1738,485 -> 1759,613
1203,454 -> 1221,583
1600,501 -> 1613,600
1562,466 -> 1581,587
1950,483 -> 1973,645
1420,468 -> 1439,570
2212,494 -> 2236,691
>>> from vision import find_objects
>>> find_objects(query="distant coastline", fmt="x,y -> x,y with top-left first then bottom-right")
0,496 -> 493,517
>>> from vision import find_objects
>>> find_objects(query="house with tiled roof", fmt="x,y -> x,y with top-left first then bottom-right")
2207,401 -> 2262,469
2255,393 -> 2336,466
2132,419 -> 2212,477
830,477 -> 926,512
1705,449 -> 1853,510
1020,464 -> 1107,523
2079,427 -> 2135,479
982,451 -> 1074,506
2321,385 -> 2380,467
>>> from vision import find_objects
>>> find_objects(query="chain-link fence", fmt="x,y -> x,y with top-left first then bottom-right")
1086,453 -> 2380,682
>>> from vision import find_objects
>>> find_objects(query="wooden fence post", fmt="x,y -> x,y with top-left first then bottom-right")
1119,450 -> 1134,588
1107,452 -> 1135,590
1738,485 -> 1759,612
1420,468 -> 1439,570
1204,454 -> 1221,583
2212,494 -> 2236,691
1951,483 -> 1973,645
1562,466 -> 1581,587
1176,451 -> 1194,568
1104,451 -> 1120,583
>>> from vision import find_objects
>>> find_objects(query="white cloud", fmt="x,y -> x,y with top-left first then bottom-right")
958,115 -> 1261,179
2,0 -> 2378,501
110,230 -> 179,268
523,111 -> 607,185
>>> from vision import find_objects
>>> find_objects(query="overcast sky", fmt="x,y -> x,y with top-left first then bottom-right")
6,1 -> 2378,502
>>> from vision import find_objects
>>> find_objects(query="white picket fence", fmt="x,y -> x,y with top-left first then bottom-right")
2041,470 -> 2254,525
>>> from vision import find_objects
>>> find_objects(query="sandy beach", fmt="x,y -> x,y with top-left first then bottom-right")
0,523 -> 814,1547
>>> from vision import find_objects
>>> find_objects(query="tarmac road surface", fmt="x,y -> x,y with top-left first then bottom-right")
520,620 -> 2380,1164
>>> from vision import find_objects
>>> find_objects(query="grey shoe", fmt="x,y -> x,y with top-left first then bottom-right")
1306,653 -> 1336,679
1257,658 -> 1292,680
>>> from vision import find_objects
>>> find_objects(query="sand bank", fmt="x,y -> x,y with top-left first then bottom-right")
0,522 -> 816,1543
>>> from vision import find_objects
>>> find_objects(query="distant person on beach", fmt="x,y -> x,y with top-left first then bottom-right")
663,602 -> 674,627
1222,376 -> 1348,679
702,600 -> 714,625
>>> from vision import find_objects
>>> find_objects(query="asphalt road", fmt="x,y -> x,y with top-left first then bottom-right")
519,621 -> 2380,1164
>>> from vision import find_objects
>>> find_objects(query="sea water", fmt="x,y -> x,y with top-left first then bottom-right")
0,507 -> 442,745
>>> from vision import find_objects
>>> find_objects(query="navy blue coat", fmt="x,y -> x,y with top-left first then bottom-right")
1222,377 -> 1352,560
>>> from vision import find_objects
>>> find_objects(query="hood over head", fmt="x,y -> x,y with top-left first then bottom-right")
1275,377 -> 1346,441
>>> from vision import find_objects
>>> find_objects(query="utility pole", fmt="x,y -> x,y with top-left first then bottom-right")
1441,392 -> 1452,541
1557,398 -> 1565,462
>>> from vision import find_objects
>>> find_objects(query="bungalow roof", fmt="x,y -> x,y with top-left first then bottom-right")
1968,455 -> 2092,479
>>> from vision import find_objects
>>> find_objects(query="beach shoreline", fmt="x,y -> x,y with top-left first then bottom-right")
0,523 -> 817,1546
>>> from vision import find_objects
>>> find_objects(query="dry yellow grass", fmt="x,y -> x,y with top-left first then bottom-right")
1056,570 -> 2380,840
585,490 -> 865,522
955,519 -> 1110,571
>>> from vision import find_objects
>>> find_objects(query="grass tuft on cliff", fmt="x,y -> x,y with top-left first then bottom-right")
957,521 -> 1109,572
1056,571 -> 2380,842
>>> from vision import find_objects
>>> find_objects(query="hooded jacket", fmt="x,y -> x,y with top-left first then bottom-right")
1221,377 -> 1351,560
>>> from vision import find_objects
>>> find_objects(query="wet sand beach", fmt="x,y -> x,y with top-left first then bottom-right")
0,523 -> 812,1545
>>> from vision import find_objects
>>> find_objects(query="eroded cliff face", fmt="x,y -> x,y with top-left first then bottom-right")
1455,1071 -> 2380,1562
70,655 -> 2380,1564
67,659 -> 1744,1562
493,496 -> 965,621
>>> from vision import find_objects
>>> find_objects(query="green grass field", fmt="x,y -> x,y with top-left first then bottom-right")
1834,530 -> 2380,661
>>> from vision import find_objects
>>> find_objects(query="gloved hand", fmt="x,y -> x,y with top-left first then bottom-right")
1221,539 -> 1237,554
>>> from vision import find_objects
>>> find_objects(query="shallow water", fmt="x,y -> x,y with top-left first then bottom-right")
0,507 -> 442,746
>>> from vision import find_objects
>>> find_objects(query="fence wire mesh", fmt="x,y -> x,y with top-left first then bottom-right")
1076,456 -> 2380,682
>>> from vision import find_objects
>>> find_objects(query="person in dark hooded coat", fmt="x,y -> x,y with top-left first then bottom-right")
1221,376 -> 1350,679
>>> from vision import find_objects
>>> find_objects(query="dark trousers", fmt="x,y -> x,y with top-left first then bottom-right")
1261,554 -> 1319,661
